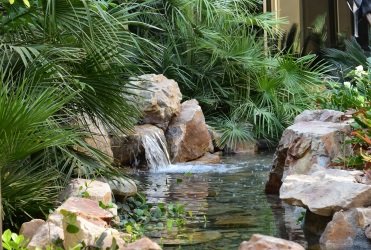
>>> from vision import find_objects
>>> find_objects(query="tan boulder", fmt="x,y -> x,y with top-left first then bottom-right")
239,234 -> 304,250
129,74 -> 182,130
265,110 -> 352,194
320,208 -> 371,249
124,237 -> 162,250
188,152 -> 221,164
166,99 -> 213,163
280,170 -> 371,216
59,178 -> 112,205
19,219 -> 46,241
111,124 -> 170,168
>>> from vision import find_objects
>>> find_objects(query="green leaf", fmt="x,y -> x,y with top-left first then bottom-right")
66,224 -> 80,234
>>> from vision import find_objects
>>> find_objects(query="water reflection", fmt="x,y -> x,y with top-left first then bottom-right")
135,153 -> 308,249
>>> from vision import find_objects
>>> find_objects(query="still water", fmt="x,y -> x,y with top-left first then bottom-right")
135,153 -> 307,249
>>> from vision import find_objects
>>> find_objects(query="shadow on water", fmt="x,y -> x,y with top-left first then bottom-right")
134,153 -> 317,249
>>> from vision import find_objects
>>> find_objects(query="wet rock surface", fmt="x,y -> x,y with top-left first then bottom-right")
111,124 -> 169,168
59,178 -> 112,205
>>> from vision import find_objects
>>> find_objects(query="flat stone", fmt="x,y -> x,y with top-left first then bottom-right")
57,197 -> 114,222
320,209 -> 371,249
162,231 -> 221,245
19,219 -> 46,241
239,234 -> 305,250
294,109 -> 345,123
280,170 -> 371,216
59,178 -> 112,205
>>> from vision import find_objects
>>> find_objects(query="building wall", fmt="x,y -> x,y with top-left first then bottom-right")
265,0 -> 352,48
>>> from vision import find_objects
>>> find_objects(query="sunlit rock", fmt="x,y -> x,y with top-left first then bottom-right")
239,234 -> 305,250
57,197 -> 114,223
320,208 -> 371,249
166,99 -> 213,163
59,178 -> 112,205
129,74 -> 182,130
280,170 -> 371,216
265,109 -> 352,194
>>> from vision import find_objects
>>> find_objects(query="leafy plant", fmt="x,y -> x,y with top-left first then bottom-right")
117,194 -> 189,242
132,0 -> 326,142
0,0 -> 156,229
2,229 -> 27,250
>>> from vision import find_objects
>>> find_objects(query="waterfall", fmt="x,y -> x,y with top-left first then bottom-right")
141,130 -> 171,169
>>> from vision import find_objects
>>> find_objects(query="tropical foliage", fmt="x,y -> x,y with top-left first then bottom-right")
131,0 -> 326,146
0,0 -> 327,232
0,0 -> 152,228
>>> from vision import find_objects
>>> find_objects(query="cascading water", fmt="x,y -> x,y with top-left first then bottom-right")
141,130 -> 171,169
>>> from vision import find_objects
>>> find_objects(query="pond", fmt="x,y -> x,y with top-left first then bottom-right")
134,153 -> 308,249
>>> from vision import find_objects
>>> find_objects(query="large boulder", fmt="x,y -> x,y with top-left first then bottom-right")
129,74 -> 182,130
265,110 -> 352,194
111,124 -> 170,168
320,208 -> 371,249
239,234 -> 305,250
280,169 -> 371,216
59,179 -> 112,205
166,99 -> 213,163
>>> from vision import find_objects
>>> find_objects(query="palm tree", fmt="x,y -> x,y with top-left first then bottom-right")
0,0 -> 157,230
131,0 -> 326,144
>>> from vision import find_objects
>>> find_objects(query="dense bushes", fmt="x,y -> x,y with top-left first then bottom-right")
130,0 -> 326,146
0,0 -> 327,229
0,0 -> 152,228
